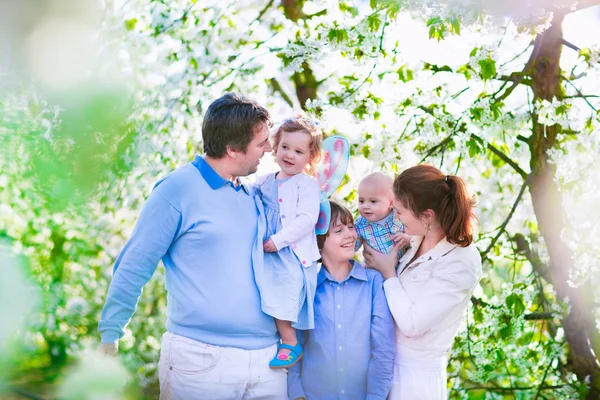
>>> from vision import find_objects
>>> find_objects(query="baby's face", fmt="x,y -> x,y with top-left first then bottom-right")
357,181 -> 394,222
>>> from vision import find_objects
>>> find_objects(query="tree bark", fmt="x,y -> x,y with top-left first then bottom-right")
281,0 -> 320,110
528,11 -> 600,399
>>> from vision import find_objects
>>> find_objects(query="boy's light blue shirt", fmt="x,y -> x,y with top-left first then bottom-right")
288,261 -> 395,400
98,155 -> 278,350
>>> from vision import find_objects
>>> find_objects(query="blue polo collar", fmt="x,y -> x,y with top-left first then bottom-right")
192,155 -> 249,194
318,260 -> 368,285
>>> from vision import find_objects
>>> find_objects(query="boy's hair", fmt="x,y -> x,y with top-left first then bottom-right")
316,201 -> 355,251
202,92 -> 272,158
272,117 -> 322,175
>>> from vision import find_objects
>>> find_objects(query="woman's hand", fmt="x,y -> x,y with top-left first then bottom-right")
263,238 -> 277,253
362,240 -> 401,280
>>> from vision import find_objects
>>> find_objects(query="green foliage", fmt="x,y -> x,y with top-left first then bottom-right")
2,0 -> 599,399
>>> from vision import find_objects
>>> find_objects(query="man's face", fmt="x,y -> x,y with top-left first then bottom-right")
234,122 -> 272,177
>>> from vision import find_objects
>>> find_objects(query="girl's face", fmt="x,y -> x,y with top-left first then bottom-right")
321,217 -> 357,262
275,130 -> 313,179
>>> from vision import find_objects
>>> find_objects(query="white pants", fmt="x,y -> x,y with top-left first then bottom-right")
388,356 -> 448,400
158,332 -> 288,400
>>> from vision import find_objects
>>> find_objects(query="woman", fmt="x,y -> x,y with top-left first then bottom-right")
363,164 -> 482,400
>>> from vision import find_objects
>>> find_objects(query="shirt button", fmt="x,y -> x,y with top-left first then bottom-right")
302,260 -> 306,265
338,346 -> 343,350
282,215 -> 285,219
337,305 -> 341,309
340,368 -> 344,372
337,286 -> 340,291
279,198 -> 283,202
338,324 -> 342,329
341,389 -> 345,394
412,274 -> 417,280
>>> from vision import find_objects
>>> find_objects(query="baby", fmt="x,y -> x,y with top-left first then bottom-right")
355,172 -> 410,258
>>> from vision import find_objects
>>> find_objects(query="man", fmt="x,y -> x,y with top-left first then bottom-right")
98,93 -> 287,399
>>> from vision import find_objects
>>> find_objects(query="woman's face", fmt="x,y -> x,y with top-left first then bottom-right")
321,217 -> 357,262
393,200 -> 427,236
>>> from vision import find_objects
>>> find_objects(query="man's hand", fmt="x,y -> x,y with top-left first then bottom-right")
98,342 -> 118,357
263,238 -> 277,253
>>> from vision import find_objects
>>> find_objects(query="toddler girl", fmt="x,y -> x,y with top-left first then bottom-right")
254,117 -> 322,368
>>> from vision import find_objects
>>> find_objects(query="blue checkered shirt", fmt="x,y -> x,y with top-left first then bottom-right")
355,211 -> 406,258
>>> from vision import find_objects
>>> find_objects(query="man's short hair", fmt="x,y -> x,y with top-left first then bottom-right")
202,93 -> 272,158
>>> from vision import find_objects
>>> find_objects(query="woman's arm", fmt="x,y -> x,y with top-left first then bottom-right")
270,177 -> 320,251
383,257 -> 481,337
366,272 -> 396,400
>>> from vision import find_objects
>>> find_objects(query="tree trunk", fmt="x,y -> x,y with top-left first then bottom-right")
281,0 -> 320,110
528,11 -> 600,399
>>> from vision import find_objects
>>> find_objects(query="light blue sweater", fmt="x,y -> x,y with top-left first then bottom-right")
98,156 -> 278,350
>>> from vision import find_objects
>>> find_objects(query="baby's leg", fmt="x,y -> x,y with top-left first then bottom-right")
275,319 -> 297,357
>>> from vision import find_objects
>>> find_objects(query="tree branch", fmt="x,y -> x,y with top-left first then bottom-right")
573,0 -> 600,11
481,176 -> 530,261
158,3 -> 196,34
268,78 -> 294,108
485,141 -> 529,179
562,75 -> 599,112
562,39 -> 581,52
251,0 -> 275,25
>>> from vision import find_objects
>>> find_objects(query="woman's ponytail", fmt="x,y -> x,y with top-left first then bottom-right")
393,165 -> 477,247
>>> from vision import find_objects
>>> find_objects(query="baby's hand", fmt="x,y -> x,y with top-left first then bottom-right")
392,233 -> 411,248
263,238 -> 278,253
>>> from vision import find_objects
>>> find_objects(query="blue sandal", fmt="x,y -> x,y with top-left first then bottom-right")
269,342 -> 303,369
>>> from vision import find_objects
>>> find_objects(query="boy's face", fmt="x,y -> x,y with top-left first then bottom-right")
321,217 -> 357,261
357,180 -> 394,222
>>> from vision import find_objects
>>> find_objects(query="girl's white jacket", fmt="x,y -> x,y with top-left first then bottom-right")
256,172 -> 321,267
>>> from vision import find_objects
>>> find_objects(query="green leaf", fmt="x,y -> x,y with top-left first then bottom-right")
450,18 -> 461,35
426,16 -> 442,26
328,28 -> 349,43
124,18 -> 137,31
367,14 -> 382,32
506,294 -> 526,316
396,65 -> 414,82
361,145 -> 371,158
478,58 -> 497,81
190,58 -> 198,70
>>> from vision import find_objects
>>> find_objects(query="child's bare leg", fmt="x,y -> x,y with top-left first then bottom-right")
275,319 -> 297,357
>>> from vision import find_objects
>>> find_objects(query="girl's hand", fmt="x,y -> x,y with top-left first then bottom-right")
263,238 -> 277,253
362,240 -> 400,280
392,233 -> 411,249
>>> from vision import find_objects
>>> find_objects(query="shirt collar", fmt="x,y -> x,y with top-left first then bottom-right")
404,236 -> 457,264
357,211 -> 395,227
192,155 -> 249,194
317,260 -> 368,285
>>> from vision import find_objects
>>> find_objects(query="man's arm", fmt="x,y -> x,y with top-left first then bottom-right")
98,190 -> 182,345
287,330 -> 307,400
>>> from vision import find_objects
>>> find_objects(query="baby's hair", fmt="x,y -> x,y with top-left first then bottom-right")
316,201 -> 354,251
272,117 -> 323,175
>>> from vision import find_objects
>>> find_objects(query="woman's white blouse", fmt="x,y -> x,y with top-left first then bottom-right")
383,235 -> 482,359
